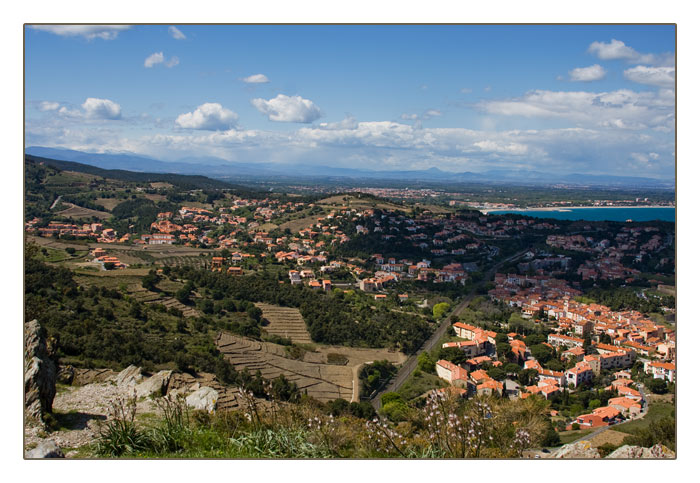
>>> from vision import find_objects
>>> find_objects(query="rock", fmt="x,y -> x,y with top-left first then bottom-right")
135,370 -> 173,398
24,320 -> 57,421
57,365 -> 75,385
548,441 -> 600,459
25,440 -> 65,459
186,386 -> 218,412
113,365 -> 143,387
606,444 -> 675,459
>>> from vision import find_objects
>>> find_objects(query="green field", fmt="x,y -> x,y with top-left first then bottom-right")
613,401 -> 675,435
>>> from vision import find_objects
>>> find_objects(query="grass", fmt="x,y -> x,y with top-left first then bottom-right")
397,370 -> 447,402
613,401 -> 675,435
556,428 -> 595,445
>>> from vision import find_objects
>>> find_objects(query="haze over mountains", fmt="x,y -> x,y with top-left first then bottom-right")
25,146 -> 675,189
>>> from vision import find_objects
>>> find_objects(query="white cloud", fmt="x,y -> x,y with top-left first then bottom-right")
588,39 -> 639,61
251,94 -> 321,123
168,26 -> 186,40
460,88 -> 473,94
401,109 -> 441,121
144,52 -> 179,68
241,74 -> 270,84
30,25 -> 130,40
587,39 -> 674,66
477,88 -> 674,132
318,116 -> 358,130
39,101 -> 59,111
568,64 -> 606,82
81,98 -> 122,120
144,52 -> 164,68
624,66 -> 675,88
175,103 -> 238,130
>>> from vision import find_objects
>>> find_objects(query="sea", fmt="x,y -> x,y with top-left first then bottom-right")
488,207 -> 675,223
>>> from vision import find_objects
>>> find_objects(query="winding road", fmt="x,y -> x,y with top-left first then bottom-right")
370,247 -> 530,410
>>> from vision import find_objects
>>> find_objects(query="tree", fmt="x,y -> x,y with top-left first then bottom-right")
647,378 -> 668,394
417,352 -> 436,373
142,270 -> 161,291
438,347 -> 467,366
433,302 -> 451,319
488,367 -> 507,381
65,247 -> 76,255
518,368 -> 539,386
530,344 -> 554,364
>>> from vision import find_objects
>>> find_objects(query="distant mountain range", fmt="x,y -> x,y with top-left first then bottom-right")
25,146 -> 675,189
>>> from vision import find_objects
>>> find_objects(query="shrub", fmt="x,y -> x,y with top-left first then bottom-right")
95,393 -> 151,456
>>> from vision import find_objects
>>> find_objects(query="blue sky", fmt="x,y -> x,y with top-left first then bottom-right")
24,24 -> 676,178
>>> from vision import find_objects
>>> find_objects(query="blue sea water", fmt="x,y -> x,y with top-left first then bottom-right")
489,207 -> 675,222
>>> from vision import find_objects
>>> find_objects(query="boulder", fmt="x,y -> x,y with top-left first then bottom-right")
135,370 -> 173,398
57,365 -> 75,385
24,320 -> 57,421
186,386 -> 218,412
25,440 -> 65,459
606,444 -> 675,459
113,365 -> 144,387
548,441 -> 600,459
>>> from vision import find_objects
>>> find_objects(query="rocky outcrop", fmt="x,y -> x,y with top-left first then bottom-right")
135,370 -> 173,398
186,386 -> 218,412
113,365 -> 144,387
25,440 -> 65,459
57,365 -> 75,385
606,444 -> 675,459
24,320 -> 57,421
548,441 -> 601,459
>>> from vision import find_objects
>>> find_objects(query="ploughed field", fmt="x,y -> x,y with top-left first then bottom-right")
256,303 -> 313,344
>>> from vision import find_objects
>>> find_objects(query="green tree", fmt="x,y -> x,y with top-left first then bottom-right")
433,302 -> 451,319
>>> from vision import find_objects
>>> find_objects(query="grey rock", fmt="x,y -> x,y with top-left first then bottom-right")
135,370 -> 173,398
26,440 -> 65,459
606,444 -> 675,459
548,441 -> 600,459
113,365 -> 143,387
24,320 -> 57,421
185,386 -> 218,412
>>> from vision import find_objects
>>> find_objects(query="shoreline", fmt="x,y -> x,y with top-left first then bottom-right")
480,205 -> 674,214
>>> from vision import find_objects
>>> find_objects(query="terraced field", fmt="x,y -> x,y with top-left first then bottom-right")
56,202 -> 111,220
255,303 -> 313,344
128,285 -> 200,318
158,256 -> 209,269
216,332 -> 353,402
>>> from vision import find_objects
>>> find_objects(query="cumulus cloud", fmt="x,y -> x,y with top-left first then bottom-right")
624,66 -> 675,88
168,26 -> 186,40
587,39 -> 674,66
39,101 -> 60,111
30,25 -> 130,40
144,52 -> 179,68
175,103 -> 238,130
241,74 -> 270,84
251,94 -> 321,123
81,98 -> 122,119
568,64 -> 606,82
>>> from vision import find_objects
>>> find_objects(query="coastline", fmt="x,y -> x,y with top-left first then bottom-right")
480,205 -> 674,214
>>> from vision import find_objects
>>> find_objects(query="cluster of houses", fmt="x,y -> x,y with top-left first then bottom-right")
91,247 -> 127,269
28,221 -> 122,243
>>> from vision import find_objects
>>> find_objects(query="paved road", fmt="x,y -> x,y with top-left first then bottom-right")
370,247 -> 530,410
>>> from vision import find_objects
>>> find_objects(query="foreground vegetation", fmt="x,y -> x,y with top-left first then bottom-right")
94,389 -> 553,458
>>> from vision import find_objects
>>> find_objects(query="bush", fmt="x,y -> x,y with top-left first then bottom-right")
326,353 -> 349,365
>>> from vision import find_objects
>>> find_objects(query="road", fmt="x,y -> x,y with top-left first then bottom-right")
370,247 -> 530,410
